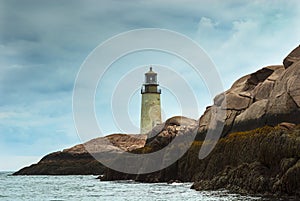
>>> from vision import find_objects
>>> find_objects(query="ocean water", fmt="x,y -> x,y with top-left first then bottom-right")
0,172 -> 264,201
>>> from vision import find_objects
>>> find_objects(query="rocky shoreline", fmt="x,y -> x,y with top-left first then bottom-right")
103,45 -> 300,197
14,46 -> 300,198
191,125 -> 300,197
102,123 -> 300,198
13,134 -> 146,175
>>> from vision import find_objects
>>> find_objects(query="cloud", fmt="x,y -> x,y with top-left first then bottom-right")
0,155 -> 42,171
1,0 -> 300,170
0,112 -> 17,119
195,1 -> 300,88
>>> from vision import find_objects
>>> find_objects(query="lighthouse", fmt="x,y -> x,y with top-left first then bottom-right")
140,67 -> 162,134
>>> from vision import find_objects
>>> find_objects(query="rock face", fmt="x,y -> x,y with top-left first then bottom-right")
102,116 -> 198,182
197,65 -> 286,138
13,134 -> 146,175
145,116 -> 198,150
102,46 -> 300,197
197,46 -> 300,138
190,126 -> 300,197
283,45 -> 300,68
103,125 -> 300,197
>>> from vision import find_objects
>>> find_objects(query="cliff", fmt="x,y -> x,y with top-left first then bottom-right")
191,125 -> 300,196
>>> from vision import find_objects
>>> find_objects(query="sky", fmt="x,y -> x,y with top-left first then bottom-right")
1,0 -> 300,171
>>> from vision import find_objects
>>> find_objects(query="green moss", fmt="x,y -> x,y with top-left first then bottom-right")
228,126 -> 275,138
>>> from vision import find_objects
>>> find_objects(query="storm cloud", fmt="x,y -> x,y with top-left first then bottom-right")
1,0 -> 300,170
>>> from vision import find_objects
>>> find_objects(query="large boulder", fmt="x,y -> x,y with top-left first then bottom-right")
266,59 -> 300,125
198,65 -> 286,136
232,99 -> 268,131
145,116 -> 198,151
283,45 -> 300,68
196,47 -> 300,136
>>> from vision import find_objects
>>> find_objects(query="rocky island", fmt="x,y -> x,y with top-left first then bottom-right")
14,45 -> 300,198
13,134 -> 146,175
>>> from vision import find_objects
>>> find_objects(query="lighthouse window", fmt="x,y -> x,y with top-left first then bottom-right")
145,74 -> 157,83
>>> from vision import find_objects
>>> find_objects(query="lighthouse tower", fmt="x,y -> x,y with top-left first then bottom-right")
140,67 -> 162,134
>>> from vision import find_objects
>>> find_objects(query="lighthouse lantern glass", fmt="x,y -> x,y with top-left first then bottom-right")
145,74 -> 157,84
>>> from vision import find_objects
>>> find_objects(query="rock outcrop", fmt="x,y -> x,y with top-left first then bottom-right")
190,125 -> 300,197
283,45 -> 300,69
196,45 -> 300,139
14,45 -> 300,198
102,116 -> 198,181
103,124 -> 300,197
197,65 -> 284,138
102,45 -> 300,198
145,116 -> 198,150
13,134 -> 146,175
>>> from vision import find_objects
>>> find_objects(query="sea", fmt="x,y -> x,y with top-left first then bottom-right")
0,171 -> 268,201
